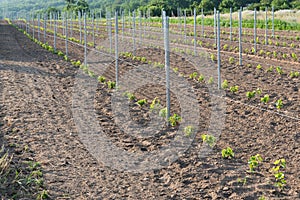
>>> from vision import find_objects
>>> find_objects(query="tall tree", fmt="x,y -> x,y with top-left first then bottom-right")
75,0 -> 89,14
65,0 -> 76,10
199,0 -> 219,12
219,0 -> 239,12
272,0 -> 290,10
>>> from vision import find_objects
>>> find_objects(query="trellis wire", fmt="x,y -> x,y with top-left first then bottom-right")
51,11 -> 298,55
59,34 -> 300,122
24,15 -> 300,84
25,14 -> 300,70
14,18 -> 300,123
13,10 -> 298,76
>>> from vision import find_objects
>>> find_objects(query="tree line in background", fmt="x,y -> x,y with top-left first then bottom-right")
0,0 -> 299,18
65,0 -> 300,16
93,0 -> 300,15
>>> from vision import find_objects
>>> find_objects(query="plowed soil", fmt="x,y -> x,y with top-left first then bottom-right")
1,20 -> 300,200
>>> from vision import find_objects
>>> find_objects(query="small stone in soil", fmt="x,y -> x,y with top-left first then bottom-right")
223,186 -> 229,191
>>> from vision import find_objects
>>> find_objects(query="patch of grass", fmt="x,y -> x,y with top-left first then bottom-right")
0,145 -> 12,176
0,145 -> 49,199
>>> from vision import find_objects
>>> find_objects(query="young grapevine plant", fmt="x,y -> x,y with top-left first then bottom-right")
159,107 -> 167,118
248,154 -> 263,172
276,66 -> 283,75
97,76 -> 106,83
261,94 -> 270,104
201,134 -> 216,147
107,81 -> 116,89
169,114 -> 181,126
198,74 -> 205,82
149,97 -> 160,110
230,85 -> 239,93
246,91 -> 256,99
221,147 -> 234,159
123,92 -> 135,101
189,72 -> 198,79
184,126 -> 194,137
275,99 -> 283,109
221,80 -> 229,89
136,99 -> 147,107
246,88 -> 261,99
271,159 -> 287,191
289,71 -> 299,78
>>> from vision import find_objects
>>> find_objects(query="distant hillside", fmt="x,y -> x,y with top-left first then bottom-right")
0,0 -> 66,18
0,0 -> 299,18
0,0 -> 127,18
0,0 -> 147,18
